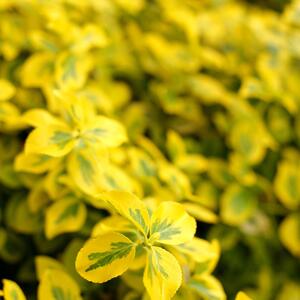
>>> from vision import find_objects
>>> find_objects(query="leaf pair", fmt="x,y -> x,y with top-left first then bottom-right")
24,106 -> 127,158
76,191 -> 197,300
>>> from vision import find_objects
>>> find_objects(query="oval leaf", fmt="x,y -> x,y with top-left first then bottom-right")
99,191 -> 150,236
143,246 -> 182,300
75,232 -> 136,283
38,269 -> 82,300
45,196 -> 87,239
25,126 -> 75,157
2,279 -> 26,300
150,202 -> 196,245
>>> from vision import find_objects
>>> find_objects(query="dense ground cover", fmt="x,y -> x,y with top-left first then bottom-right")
0,0 -> 299,299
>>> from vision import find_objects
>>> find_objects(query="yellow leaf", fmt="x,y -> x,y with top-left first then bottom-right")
166,130 -> 186,161
45,196 -> 87,239
158,162 -> 192,199
82,115 -> 127,149
274,161 -> 300,210
67,148 -> 107,196
193,240 -> 221,276
175,155 -> 208,174
5,194 -> 42,234
72,24 -> 108,53
173,237 -> 218,264
279,213 -> 300,257
188,275 -> 226,300
149,202 -> 196,245
2,279 -> 26,300
55,52 -> 91,89
38,269 -> 82,300
137,136 -> 165,162
277,282 -> 300,300
229,121 -> 267,165
14,152 -> 59,174
99,191 -> 150,236
114,0 -> 144,13
235,291 -> 252,300
27,182 -> 49,213
221,184 -> 257,226
143,246 -> 182,300
21,109 -> 65,128
0,79 -> 16,101
44,166 -> 67,200
0,102 -> 23,131
183,202 -> 218,224
92,215 -> 135,238
35,256 -> 65,281
100,164 -> 138,194
128,147 -> 157,179
75,232 -> 136,283
20,52 -> 55,88
25,125 -> 75,157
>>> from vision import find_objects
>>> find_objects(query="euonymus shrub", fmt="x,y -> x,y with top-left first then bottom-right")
0,0 -> 300,299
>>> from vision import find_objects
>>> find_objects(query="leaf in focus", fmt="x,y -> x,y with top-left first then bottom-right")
143,246 -> 182,300
149,201 -> 196,245
99,191 -> 150,235
91,215 -> 136,239
75,232 -> 136,283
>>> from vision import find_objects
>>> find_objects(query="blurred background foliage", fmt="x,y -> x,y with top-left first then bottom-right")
0,0 -> 300,299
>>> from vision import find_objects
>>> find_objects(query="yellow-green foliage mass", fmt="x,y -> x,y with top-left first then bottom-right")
0,0 -> 299,300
